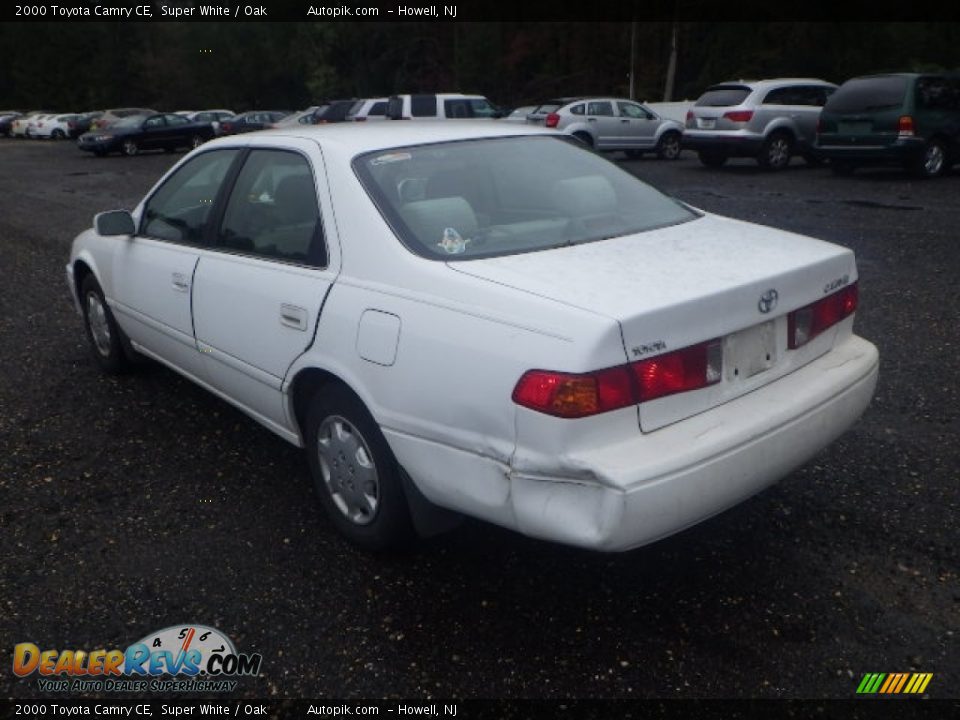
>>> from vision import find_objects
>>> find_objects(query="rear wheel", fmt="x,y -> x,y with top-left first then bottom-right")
758,132 -> 793,170
912,139 -> 947,178
698,150 -> 727,167
51,129 -> 66,140
656,131 -> 682,160
305,384 -> 414,551
121,139 -> 138,157
572,131 -> 594,149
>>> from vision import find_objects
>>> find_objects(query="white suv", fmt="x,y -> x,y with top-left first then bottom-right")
683,78 -> 837,170
386,93 -> 501,120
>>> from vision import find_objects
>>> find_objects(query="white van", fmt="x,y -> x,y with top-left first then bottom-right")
386,93 -> 502,120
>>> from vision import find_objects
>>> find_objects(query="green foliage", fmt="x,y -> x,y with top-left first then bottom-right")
1,22 -> 958,112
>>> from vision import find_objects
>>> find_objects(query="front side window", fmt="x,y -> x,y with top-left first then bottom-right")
355,136 -> 696,261
143,116 -> 165,129
141,149 -> 240,243
218,149 -> 324,266
617,102 -> 651,119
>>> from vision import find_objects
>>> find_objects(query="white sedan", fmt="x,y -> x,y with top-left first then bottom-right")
66,122 -> 878,551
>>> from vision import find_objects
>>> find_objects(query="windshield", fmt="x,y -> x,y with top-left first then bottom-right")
354,135 -> 696,261
824,76 -> 908,113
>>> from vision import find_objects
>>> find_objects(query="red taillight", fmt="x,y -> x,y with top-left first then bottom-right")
685,110 -> 694,127
545,112 -> 560,128
512,340 -> 722,419
788,282 -> 858,349
631,340 -> 722,402
512,367 -> 634,419
898,115 -> 914,137
723,110 -> 754,123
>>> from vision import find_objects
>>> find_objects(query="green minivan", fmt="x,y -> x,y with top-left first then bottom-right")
816,73 -> 960,178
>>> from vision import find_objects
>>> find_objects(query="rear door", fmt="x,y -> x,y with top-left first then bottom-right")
191,138 -> 339,432
584,100 -> 618,148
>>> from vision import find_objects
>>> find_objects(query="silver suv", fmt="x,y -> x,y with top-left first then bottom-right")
527,97 -> 684,159
683,78 -> 836,169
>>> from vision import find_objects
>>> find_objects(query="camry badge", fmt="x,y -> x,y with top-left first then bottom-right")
758,289 -> 778,314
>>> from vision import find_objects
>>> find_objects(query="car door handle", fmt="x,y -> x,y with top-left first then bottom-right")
279,304 -> 308,331
171,272 -> 189,292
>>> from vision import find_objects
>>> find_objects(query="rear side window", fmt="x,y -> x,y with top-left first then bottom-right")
369,101 -> 387,116
916,76 -> 960,111
570,104 -> 585,115
695,86 -> 751,107
586,101 -> 614,116
218,150 -> 324,266
824,76 -> 907,113
410,95 -> 438,117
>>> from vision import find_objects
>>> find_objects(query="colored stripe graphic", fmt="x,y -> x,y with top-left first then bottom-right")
857,672 -> 933,695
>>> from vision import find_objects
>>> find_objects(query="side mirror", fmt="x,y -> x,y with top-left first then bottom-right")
94,210 -> 135,236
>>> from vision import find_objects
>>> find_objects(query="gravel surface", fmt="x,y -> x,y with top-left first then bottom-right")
1,141 -> 957,700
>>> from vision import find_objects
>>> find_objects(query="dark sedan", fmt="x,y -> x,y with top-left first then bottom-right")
77,113 -> 216,156
218,110 -> 290,135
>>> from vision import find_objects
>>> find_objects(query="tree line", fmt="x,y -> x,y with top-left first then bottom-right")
1,22 -> 959,112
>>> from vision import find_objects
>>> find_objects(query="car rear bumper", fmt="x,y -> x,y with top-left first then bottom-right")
816,137 -> 926,164
505,334 -> 879,551
682,131 -> 764,156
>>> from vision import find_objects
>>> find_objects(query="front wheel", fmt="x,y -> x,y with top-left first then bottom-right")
121,139 -> 138,157
656,131 -> 682,160
80,275 -> 131,374
572,131 -> 594,149
305,384 -> 414,551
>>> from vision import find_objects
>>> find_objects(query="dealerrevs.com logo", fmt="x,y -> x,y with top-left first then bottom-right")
14,625 -> 263,693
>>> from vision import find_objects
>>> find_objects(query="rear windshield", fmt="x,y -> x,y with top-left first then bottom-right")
354,136 -> 696,261
824,76 -> 908,113
695,86 -> 751,107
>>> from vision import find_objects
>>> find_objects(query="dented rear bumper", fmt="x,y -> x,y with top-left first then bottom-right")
508,334 -> 878,550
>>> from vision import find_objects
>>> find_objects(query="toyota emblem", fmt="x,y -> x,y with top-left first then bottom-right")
758,289 -> 778,314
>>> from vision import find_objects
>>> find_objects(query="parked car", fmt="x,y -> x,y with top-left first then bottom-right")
11,112 -> 52,138
683,78 -> 837,169
502,105 -> 538,123
346,98 -> 388,122
527,97 -> 684,159
77,113 -> 216,156
66,122 -> 878,552
386,93 -> 502,120
218,110 -> 290,135
0,111 -> 23,137
179,109 -> 237,136
815,73 -> 960,178
31,113 -> 83,140
312,99 -> 358,124
25,113 -> 58,138
274,107 -> 323,128
90,108 -> 158,131
72,112 -> 103,138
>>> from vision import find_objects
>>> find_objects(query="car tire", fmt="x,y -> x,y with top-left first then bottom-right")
305,383 -> 414,551
911,139 -> 947,179
51,129 -> 66,141
656,131 -> 682,160
758,132 -> 793,170
80,275 -> 132,374
831,161 -> 855,176
698,150 -> 727,167
121,139 -> 138,157
190,135 -> 205,150
572,131 -> 594,149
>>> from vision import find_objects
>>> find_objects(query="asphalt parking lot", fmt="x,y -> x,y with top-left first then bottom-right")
1,140 -> 957,700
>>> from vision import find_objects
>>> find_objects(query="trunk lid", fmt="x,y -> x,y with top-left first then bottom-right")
450,212 -> 857,430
